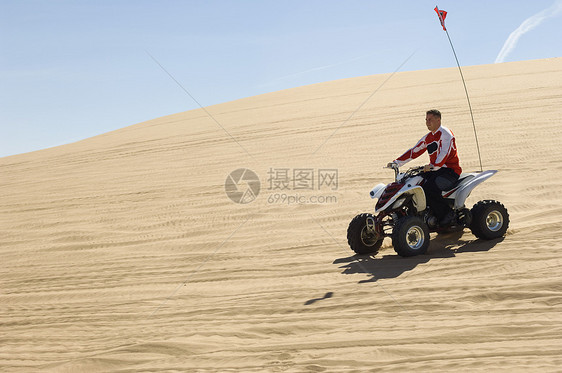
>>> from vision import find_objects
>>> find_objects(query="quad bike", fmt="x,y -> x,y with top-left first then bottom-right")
347,164 -> 509,257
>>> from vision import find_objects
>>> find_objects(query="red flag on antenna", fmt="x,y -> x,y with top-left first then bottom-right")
434,6 -> 447,31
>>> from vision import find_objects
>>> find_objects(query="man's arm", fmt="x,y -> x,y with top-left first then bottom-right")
393,135 -> 428,167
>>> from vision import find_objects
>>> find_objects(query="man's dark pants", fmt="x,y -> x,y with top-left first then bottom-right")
422,168 -> 459,220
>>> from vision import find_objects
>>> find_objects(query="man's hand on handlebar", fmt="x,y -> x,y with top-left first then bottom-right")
386,161 -> 398,170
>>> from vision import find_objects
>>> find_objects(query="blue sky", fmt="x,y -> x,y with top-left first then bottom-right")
1,0 -> 561,157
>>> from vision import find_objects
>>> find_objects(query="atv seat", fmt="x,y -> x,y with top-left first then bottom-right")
443,174 -> 474,192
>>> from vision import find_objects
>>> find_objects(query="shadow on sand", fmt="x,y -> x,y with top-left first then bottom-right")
304,291 -> 334,305
334,230 -> 505,283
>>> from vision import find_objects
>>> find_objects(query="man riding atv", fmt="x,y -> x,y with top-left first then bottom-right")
388,109 -> 460,227
347,109 -> 509,257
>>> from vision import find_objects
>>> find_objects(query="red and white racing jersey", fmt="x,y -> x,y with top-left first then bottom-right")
393,126 -> 462,175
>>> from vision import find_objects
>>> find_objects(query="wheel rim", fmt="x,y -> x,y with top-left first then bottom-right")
361,226 -> 378,246
406,226 -> 425,250
486,210 -> 503,232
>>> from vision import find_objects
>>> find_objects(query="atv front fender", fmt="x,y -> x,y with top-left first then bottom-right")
407,185 -> 427,213
374,184 -> 427,214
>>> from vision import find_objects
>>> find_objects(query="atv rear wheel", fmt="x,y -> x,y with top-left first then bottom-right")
347,213 -> 383,255
470,200 -> 509,240
392,216 -> 430,257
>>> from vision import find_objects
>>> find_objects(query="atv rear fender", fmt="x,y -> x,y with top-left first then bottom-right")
453,170 -> 497,209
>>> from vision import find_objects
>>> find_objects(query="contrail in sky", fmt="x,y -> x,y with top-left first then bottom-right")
259,52 -> 378,88
495,0 -> 562,63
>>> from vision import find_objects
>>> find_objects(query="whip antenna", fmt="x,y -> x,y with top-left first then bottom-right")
434,6 -> 483,172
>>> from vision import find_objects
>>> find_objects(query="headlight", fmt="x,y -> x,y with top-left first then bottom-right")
392,197 -> 406,209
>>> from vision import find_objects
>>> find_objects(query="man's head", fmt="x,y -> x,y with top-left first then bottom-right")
426,109 -> 441,132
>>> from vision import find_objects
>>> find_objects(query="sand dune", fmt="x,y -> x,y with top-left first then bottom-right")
1,58 -> 561,372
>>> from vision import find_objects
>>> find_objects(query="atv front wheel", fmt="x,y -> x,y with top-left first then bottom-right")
392,216 -> 430,257
347,213 -> 383,255
470,200 -> 509,240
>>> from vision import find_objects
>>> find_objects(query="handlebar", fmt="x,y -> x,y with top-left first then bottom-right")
384,164 -> 426,182
384,162 -> 400,181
